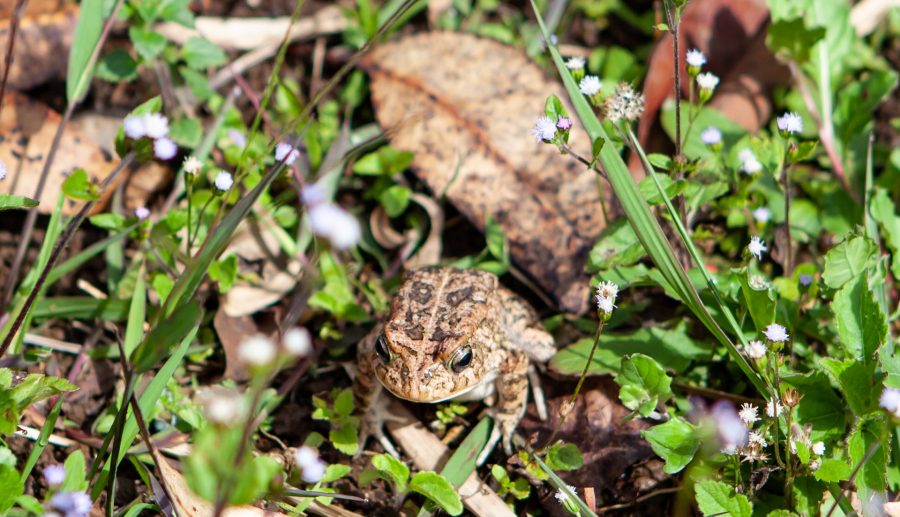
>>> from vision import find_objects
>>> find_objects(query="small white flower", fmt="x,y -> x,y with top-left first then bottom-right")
301,183 -> 327,206
134,206 -> 150,221
738,403 -> 759,425
153,137 -> 177,160
686,48 -> 706,68
712,401 -> 748,450
763,323 -> 789,343
748,431 -> 767,448
745,340 -> 767,360
123,115 -> 146,139
142,113 -> 169,139
199,388 -> 243,425
238,334 -> 277,366
880,387 -> 900,417
810,459 -> 820,471
43,464 -> 66,486
309,203 -> 362,250
701,127 -> 722,146
579,75 -> 602,96
777,112 -> 803,134
214,171 -> 234,191
295,447 -> 326,483
531,116 -> 557,142
283,327 -> 312,356
554,485 -> 578,503
227,129 -> 247,148
765,399 -> 783,418
752,207 -> 771,224
738,148 -> 763,174
183,156 -> 202,175
721,443 -> 738,455
275,142 -> 300,165
0,161 -> 7,181
301,460 -> 326,483
812,441 -> 825,456
565,56 -> 585,70
696,72 -> 719,91
50,491 -> 92,517
595,280 -> 618,315
748,236 -> 767,260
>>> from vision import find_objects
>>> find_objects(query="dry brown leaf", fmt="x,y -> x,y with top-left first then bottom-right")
156,455 -> 289,516
213,309 -> 256,381
0,5 -> 77,90
364,32 -> 611,314
636,0 -> 790,164
0,0 -> 64,19
0,91 -> 119,215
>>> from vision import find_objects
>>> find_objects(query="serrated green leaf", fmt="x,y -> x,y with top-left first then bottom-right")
641,417 -> 698,474
814,458 -> 851,482
695,480 -> 752,517
766,17 -> 825,63
822,236 -> 878,289
129,26 -> 167,61
62,169 -> 99,201
819,358 -> 875,417
616,354 -> 672,416
832,273 -> 887,361
371,453 -> 409,492
181,37 -> 226,69
546,442 -> 583,471
848,416 -> 887,503
409,471 -> 463,516
782,371 -> 847,440
330,424 -> 358,456
321,464 -> 351,484
587,217 -> 645,270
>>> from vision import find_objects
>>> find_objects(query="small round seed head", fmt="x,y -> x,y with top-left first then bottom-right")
604,83 -> 645,123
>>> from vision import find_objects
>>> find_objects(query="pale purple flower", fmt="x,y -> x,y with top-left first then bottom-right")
142,113 -> 169,139
748,236 -> 767,260
309,203 -> 361,250
711,400 -> 748,453
701,127 -> 722,146
531,116 -> 557,142
301,183 -> 327,206
745,340 -> 767,360
238,334 -> 277,366
752,207 -> 771,224
183,156 -> 202,175
686,49 -> 706,68
0,161 -> 7,181
295,446 -> 326,483
579,75 -> 602,96
880,387 -> 900,417
50,491 -> 92,517
214,171 -> 234,191
123,115 -> 146,139
777,112 -> 803,134
799,274 -> 813,287
275,142 -> 300,165
556,116 -> 573,131
227,129 -> 247,148
763,323 -> 789,343
134,206 -> 150,221
748,431 -> 767,448
43,464 -> 66,486
153,137 -> 177,160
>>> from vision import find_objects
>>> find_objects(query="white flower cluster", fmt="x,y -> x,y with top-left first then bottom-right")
123,112 -> 177,161
776,112 -> 803,135
237,327 -> 315,368
295,446 -> 326,483
50,491 -> 92,517
303,183 -> 361,250
738,148 -> 763,174
747,235 -> 767,260
595,280 -> 618,315
686,49 -> 706,68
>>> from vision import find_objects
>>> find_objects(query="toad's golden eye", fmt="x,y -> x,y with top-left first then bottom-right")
375,334 -> 393,363
448,345 -> 473,374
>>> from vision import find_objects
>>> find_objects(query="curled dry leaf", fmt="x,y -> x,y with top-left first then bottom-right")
369,193 -> 444,269
0,91 -> 119,215
0,4 -> 77,90
637,0 -> 789,159
364,32 -> 611,314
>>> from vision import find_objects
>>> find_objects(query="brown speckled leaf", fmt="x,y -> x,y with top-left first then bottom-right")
0,91 -> 119,215
0,5 -> 77,90
364,32 -> 609,313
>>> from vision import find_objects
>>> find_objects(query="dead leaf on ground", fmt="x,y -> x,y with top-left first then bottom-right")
0,91 -> 119,215
364,32 -> 613,314
213,309 -> 257,381
0,0 -> 64,19
637,0 -> 790,163
156,455 -> 289,516
0,4 -> 77,90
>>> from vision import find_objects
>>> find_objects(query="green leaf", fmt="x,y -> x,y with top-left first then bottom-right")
61,450 -> 87,492
330,423 -> 358,456
308,252 -> 368,321
0,194 -> 38,211
129,26 -> 167,61
791,476 -> 824,517
484,215 -> 509,265
130,300 -> 202,373
321,464 -> 351,484
819,358 -> 876,417
587,217 -> 645,270
641,417 -> 698,474
333,388 -> 355,418
170,116 -> 202,147
781,371 -> 847,440
545,442 -> 583,471
848,415 -> 887,503
409,471 -> 463,516
766,17 -> 825,63
870,187 -> 900,279
438,417 -> 491,489
832,273 -> 887,361
62,169 -> 99,201
822,236 -> 878,289
695,480 -> 752,517
9,373 -> 77,411
379,185 -> 411,217
67,0 -> 104,102
96,49 -> 138,82
543,94 -> 568,121
89,213 -> 126,231
0,461 -> 24,512
615,354 -> 673,417
181,37 -> 226,69
208,254 -> 238,293
371,453 -> 409,493
738,269 -> 776,332
814,458 -> 851,482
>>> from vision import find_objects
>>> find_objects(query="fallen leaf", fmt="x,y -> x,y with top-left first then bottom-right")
637,0 -> 790,162
156,455 -> 289,516
0,0 -> 64,19
0,91 -> 119,214
364,32 -> 611,314
213,309 -> 256,381
0,5 -> 77,90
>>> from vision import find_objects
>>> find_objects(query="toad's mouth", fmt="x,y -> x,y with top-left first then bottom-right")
377,378 -> 481,404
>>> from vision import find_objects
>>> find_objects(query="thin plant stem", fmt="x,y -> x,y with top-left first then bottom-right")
781,148 -> 794,275
0,153 -> 136,359
189,195 -> 216,250
186,177 -> 194,252
0,0 -> 125,311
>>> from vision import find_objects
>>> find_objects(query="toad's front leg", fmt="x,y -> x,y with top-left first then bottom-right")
352,325 -> 401,457
477,350 -> 529,465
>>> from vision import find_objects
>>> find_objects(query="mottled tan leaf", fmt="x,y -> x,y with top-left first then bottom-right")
364,32 -> 610,313
0,5 -> 77,90
0,91 -> 119,214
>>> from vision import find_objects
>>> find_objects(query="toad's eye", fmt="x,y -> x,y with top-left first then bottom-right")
375,334 -> 393,363
448,345 -> 473,374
